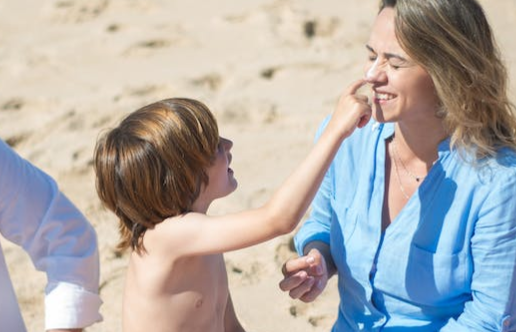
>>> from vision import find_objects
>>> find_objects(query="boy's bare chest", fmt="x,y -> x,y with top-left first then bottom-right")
124,254 -> 230,332
171,254 -> 229,330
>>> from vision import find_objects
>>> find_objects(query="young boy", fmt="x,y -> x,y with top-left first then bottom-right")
93,80 -> 370,332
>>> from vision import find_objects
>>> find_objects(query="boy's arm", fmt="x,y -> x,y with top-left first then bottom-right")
165,80 -> 371,256
224,293 -> 246,332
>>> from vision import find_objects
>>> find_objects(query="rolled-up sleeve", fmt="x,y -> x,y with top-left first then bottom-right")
0,140 -> 102,329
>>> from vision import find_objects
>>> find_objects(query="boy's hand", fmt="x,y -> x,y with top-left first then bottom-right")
328,79 -> 372,139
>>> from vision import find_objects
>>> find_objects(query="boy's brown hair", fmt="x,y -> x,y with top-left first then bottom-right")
94,98 -> 219,253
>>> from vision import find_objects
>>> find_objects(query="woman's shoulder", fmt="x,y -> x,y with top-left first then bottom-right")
494,147 -> 516,166
480,147 -> 516,173
467,147 -> 516,188
488,147 -> 516,179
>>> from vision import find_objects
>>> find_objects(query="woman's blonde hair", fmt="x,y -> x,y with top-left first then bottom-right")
381,0 -> 516,159
94,98 -> 219,253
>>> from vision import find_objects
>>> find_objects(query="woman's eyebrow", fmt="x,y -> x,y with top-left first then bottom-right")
365,44 -> 408,62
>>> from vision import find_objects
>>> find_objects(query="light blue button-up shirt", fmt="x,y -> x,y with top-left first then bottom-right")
295,119 -> 516,331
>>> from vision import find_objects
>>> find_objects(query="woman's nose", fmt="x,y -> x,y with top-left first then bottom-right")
365,59 -> 386,83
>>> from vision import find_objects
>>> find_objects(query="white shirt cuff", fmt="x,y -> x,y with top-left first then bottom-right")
45,282 -> 103,330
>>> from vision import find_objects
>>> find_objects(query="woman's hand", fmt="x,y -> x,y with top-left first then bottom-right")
278,247 -> 331,302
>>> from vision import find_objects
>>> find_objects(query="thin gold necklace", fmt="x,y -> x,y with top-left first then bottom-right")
390,142 -> 410,200
391,137 -> 425,182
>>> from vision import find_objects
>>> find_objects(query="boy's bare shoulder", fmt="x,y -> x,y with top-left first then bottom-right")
144,212 -> 209,253
160,212 -> 208,229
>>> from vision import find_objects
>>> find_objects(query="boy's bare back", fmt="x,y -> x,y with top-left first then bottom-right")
122,215 -> 232,332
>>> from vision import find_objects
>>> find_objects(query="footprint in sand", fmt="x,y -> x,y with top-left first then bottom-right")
262,3 -> 341,47
122,38 -> 171,57
190,73 -> 224,92
122,36 -> 188,57
1,98 -> 28,148
92,114 -> 116,129
113,84 -> 177,104
289,301 -> 335,328
219,100 -> 279,125
289,302 -> 309,318
1,98 -> 24,112
48,0 -> 109,23
4,133 -> 29,149
260,67 -> 278,80
225,259 -> 265,286
301,17 -> 340,40
274,236 -> 296,268
308,314 -> 333,327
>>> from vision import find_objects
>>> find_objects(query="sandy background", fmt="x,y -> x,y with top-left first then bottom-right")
0,0 -> 514,331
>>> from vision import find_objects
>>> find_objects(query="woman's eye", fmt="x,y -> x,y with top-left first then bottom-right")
389,59 -> 408,70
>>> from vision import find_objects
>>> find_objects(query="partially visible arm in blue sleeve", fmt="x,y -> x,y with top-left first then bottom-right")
441,170 -> 516,332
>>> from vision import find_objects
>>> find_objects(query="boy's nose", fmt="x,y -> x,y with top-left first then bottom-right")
221,137 -> 233,150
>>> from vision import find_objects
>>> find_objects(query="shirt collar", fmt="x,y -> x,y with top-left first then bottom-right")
374,121 -> 451,157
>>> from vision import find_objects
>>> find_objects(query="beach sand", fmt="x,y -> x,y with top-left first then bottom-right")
0,0 -> 514,331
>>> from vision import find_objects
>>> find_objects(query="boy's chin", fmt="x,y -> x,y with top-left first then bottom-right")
218,182 -> 238,199
228,182 -> 238,196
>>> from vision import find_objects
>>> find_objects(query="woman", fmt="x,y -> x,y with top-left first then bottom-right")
279,0 -> 516,331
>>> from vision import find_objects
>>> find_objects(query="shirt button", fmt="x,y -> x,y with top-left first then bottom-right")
502,316 -> 510,331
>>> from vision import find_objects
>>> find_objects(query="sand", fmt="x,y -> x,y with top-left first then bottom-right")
0,0 -> 514,331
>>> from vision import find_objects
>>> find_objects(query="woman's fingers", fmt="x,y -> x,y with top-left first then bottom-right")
288,276 -> 316,300
279,250 -> 328,302
281,256 -> 314,276
279,270 -> 308,292
299,279 -> 324,302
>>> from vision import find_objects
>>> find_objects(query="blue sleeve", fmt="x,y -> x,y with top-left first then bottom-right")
441,168 -> 516,332
294,116 -> 334,255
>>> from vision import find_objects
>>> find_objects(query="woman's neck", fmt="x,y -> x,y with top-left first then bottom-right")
393,122 -> 448,164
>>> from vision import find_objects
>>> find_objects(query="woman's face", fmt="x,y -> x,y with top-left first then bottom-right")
365,7 -> 439,124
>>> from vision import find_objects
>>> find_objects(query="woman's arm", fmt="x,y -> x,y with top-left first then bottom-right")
440,171 -> 516,331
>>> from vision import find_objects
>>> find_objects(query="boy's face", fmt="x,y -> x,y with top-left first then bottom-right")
204,136 -> 238,201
